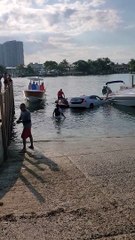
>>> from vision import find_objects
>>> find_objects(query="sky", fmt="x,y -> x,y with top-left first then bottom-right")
0,0 -> 135,65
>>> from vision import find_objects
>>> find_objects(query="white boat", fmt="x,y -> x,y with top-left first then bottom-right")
23,77 -> 46,102
102,80 -> 135,107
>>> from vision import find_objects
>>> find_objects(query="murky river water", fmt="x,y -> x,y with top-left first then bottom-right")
13,73 -> 135,143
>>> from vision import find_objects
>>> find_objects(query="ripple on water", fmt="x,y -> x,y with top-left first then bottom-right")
13,75 -> 135,142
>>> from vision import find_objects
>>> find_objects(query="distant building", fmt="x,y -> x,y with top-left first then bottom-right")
29,62 -> 45,75
0,44 -> 4,66
0,40 -> 24,67
113,63 -> 129,73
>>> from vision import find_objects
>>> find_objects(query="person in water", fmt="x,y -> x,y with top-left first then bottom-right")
53,104 -> 66,119
57,89 -> 65,100
16,103 -> 34,152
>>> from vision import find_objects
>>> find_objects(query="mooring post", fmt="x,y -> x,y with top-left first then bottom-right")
132,74 -> 134,87
0,82 -> 15,162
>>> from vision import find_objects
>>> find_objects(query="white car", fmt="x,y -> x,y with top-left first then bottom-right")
69,95 -> 105,108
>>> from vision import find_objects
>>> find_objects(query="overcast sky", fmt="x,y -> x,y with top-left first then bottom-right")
0,0 -> 134,65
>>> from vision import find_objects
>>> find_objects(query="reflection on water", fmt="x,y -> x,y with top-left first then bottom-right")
112,104 -> 135,116
52,117 -> 66,134
70,106 -> 100,115
25,100 -> 46,112
70,107 -> 88,115
13,74 -> 135,141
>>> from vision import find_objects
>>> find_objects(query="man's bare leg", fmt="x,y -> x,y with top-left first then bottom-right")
29,135 -> 34,149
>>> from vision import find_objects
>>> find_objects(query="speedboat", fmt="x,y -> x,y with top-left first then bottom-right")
102,80 -> 135,107
23,77 -> 46,102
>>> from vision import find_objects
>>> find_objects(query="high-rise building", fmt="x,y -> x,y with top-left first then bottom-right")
0,44 -> 4,66
0,40 -> 24,67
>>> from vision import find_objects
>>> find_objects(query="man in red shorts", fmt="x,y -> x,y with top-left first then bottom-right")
17,103 -> 34,152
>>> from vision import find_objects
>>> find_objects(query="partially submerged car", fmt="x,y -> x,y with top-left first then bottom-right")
69,95 -> 105,108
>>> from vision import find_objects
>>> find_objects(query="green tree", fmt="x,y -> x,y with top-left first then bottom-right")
73,60 -> 89,74
16,64 -> 26,77
44,61 -> 58,71
128,59 -> 135,73
87,59 -> 97,74
0,65 -> 6,74
94,58 -> 113,74
58,59 -> 70,73
26,64 -> 35,76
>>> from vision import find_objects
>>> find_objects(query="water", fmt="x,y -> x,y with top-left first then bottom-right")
13,74 -> 135,142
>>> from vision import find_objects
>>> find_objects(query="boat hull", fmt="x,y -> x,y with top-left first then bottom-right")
103,80 -> 135,107
108,95 -> 135,107
23,90 -> 45,102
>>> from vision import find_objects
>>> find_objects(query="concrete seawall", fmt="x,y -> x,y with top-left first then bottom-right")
0,123 -> 4,164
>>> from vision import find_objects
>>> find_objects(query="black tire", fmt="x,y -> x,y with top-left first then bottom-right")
89,103 -> 94,108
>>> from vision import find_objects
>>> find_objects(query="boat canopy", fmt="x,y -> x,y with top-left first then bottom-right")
29,77 -> 44,82
106,80 -> 125,85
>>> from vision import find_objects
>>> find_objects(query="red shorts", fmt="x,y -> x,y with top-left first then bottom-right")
21,128 -> 32,139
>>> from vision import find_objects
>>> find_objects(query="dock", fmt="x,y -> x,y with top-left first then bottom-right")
0,82 -> 15,164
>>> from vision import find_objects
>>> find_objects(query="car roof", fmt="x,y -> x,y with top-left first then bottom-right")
71,95 -> 100,99
83,95 -> 100,98
71,96 -> 85,99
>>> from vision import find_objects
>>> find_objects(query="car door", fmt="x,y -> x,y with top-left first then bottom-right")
88,95 -> 100,107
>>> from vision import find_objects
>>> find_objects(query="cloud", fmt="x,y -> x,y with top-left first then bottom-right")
0,0 -> 121,34
0,0 -> 124,64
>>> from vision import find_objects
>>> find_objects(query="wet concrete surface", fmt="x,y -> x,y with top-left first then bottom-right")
0,136 -> 135,239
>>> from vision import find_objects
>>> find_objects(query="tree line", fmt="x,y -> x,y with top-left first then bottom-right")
1,58 -> 135,77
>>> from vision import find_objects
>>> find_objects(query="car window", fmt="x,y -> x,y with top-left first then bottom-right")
89,96 -> 96,99
89,96 -> 101,100
71,98 -> 84,102
96,96 -> 102,100
71,98 -> 81,101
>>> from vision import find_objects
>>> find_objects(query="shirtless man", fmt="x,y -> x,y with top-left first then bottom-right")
17,103 -> 34,152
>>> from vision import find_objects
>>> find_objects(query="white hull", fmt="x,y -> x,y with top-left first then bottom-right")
23,90 -> 45,102
25,96 -> 44,102
108,96 -> 135,106
102,80 -> 135,107
103,80 -> 135,107
108,88 -> 135,106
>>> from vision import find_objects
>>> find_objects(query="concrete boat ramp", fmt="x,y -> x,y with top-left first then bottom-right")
0,136 -> 135,239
